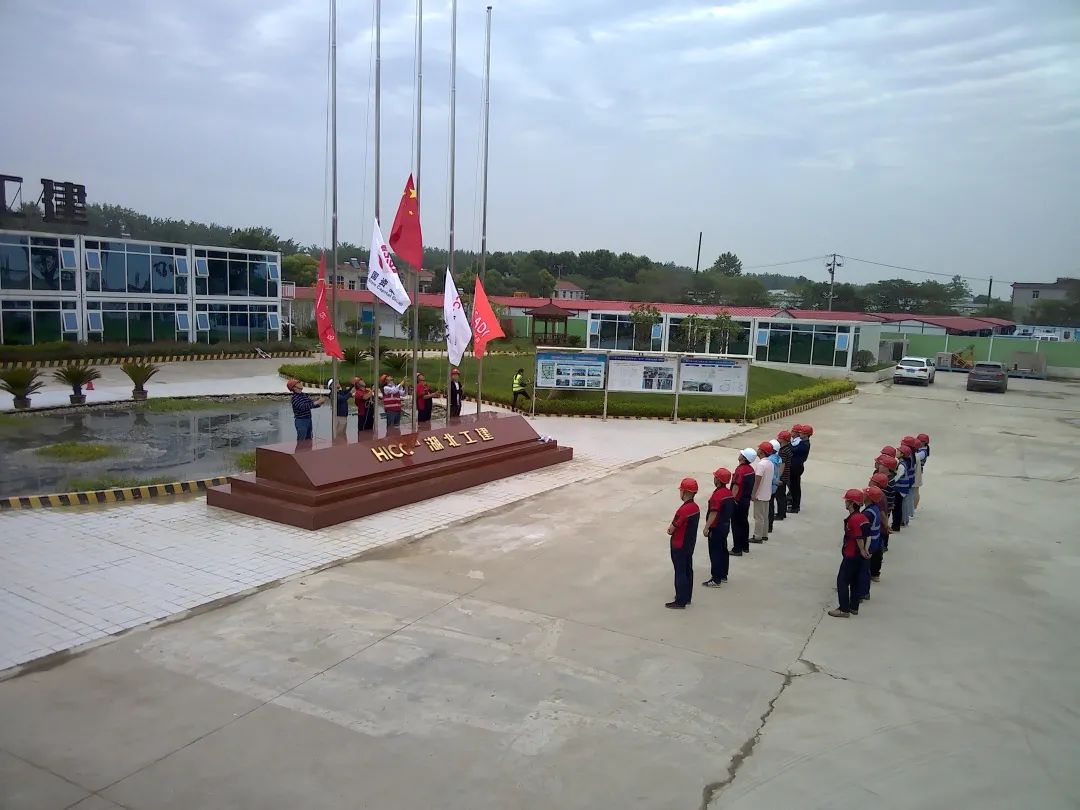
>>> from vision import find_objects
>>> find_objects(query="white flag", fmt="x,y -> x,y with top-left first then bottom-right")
366,219 -> 412,314
443,267 -> 472,365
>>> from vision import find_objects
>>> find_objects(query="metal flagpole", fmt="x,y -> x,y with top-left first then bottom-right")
371,0 -> 383,433
476,5 -> 492,416
330,0 -> 340,435
741,360 -> 750,423
446,0 -> 457,426
411,0 -> 422,430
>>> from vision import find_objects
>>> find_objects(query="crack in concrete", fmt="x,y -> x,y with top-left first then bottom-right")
699,614 -> 826,809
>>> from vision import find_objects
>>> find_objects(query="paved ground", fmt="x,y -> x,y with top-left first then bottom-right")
1,358 -> 295,411
0,415 -> 746,673
2,371 -> 1079,809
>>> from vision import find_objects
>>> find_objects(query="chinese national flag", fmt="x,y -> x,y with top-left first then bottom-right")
315,252 -> 344,359
389,174 -> 424,270
471,277 -> 505,358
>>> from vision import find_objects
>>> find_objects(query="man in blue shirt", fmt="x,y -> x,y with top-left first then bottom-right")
333,379 -> 354,439
287,379 -> 326,442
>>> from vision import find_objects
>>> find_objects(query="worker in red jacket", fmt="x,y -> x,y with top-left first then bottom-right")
829,489 -> 871,618
729,449 -> 757,556
702,468 -> 734,588
666,478 -> 701,610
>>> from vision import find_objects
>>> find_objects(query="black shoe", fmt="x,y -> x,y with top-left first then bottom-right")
665,601 -> 686,609
762,535 -> 769,542
776,515 -> 786,521
850,608 -> 859,615
749,537 -> 763,544
721,577 -> 728,582
703,580 -> 722,588
729,550 -> 743,556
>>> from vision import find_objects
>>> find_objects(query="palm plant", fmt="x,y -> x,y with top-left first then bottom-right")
381,351 -> 408,374
342,346 -> 371,366
121,362 -> 159,401
52,364 -> 102,405
0,367 -> 46,410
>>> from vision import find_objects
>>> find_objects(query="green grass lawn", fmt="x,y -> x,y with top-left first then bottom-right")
34,442 -> 124,462
141,395 -> 273,413
280,351 -> 854,420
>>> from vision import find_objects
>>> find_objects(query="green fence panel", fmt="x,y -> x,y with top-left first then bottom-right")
902,334 -> 948,357
988,338 -> 1039,363
1038,340 -> 1080,369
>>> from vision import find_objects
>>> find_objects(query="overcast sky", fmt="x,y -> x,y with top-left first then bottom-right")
5,0 -> 1079,287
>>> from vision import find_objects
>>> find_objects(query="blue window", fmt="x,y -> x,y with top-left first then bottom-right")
62,311 -> 79,332
60,249 -> 78,270
86,311 -> 104,332
175,256 -> 189,276
85,250 -> 102,271
267,312 -> 280,330
175,311 -> 191,331
196,312 -> 210,331
268,262 -> 280,281
195,258 -> 209,277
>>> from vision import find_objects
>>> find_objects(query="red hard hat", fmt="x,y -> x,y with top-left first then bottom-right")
864,485 -> 885,504
917,433 -> 929,442
451,367 -> 460,375
713,467 -> 732,484
843,488 -> 865,504
870,473 -> 888,488
778,430 -> 791,441
876,454 -> 898,470
286,378 -> 300,390
902,435 -> 917,446
802,425 -> 814,436
880,445 -> 897,457
679,477 -> 699,493
899,443 -> 914,456
791,424 -> 803,433
758,441 -> 774,456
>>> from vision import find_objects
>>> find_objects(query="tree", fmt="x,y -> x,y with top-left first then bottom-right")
675,314 -> 707,352
282,253 -> 319,286
707,313 -> 740,353
628,303 -> 661,350
538,269 -> 557,298
976,300 -> 1013,319
708,252 -> 742,277
230,226 -> 281,251
400,306 -> 444,341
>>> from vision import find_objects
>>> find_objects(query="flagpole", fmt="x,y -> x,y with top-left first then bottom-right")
446,0 -> 457,425
412,0 -> 422,430
476,5 -> 492,416
330,0 -> 340,432
372,0 -> 383,433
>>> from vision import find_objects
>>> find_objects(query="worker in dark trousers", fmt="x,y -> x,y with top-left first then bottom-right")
829,489 -> 871,618
666,478 -> 701,610
897,441 -> 916,527
702,468 -> 734,588
859,484 -> 885,602
730,448 -> 757,555
449,368 -> 464,417
775,430 -> 793,521
868,473 -> 890,579
353,377 -> 375,433
873,457 -> 898,552
884,445 -> 906,533
766,439 -> 782,535
788,425 -> 809,513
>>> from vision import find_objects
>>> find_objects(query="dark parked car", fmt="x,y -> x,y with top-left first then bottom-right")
967,361 -> 1008,393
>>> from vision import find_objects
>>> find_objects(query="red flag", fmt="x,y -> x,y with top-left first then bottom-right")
471,277 -> 505,358
315,252 -> 344,360
389,174 -> 424,270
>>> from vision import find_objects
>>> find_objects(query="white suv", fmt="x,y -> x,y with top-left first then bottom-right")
893,356 -> 936,386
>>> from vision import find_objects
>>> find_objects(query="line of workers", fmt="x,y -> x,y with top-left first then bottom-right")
665,426 -> 930,615
285,370 -> 466,440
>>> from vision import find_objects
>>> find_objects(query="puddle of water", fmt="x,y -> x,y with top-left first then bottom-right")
0,400 -> 429,498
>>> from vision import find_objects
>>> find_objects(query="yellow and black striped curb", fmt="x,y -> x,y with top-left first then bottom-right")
0,477 -> 228,511
0,352 -> 312,369
754,390 -> 856,424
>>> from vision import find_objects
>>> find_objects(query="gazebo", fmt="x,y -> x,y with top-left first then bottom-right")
524,300 -> 575,345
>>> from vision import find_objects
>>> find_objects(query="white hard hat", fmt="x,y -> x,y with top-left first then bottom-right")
326,378 -> 334,389
741,448 -> 757,462
770,439 -> 781,451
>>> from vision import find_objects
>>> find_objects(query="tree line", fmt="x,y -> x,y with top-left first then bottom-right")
5,200 -> 1058,322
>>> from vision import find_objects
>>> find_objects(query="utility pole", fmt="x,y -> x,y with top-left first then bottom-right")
986,277 -> 993,304
825,253 -> 842,311
694,231 -> 703,273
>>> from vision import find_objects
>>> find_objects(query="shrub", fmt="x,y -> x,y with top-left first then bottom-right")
35,442 -> 123,462
52,364 -> 102,395
0,367 -> 45,399
342,346 -> 371,366
381,352 -> 408,373
853,349 -> 876,371
566,335 -> 582,347
121,362 -> 160,389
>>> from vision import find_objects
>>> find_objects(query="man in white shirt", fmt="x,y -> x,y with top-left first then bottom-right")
751,441 -> 775,543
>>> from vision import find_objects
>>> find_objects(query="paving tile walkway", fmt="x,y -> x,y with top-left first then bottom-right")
0,416 -> 748,674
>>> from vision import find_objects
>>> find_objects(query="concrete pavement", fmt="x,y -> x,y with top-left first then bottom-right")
1,371 -> 1079,809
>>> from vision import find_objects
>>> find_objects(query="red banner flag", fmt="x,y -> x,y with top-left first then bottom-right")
315,252 -> 344,360
389,174 -> 424,270
471,276 -> 505,358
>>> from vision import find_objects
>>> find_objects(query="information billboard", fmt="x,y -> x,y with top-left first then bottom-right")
535,351 -> 606,390
607,355 -> 677,393
677,357 -> 749,395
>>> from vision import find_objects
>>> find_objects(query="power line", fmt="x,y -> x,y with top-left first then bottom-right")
843,255 -> 993,283
743,255 -> 829,270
